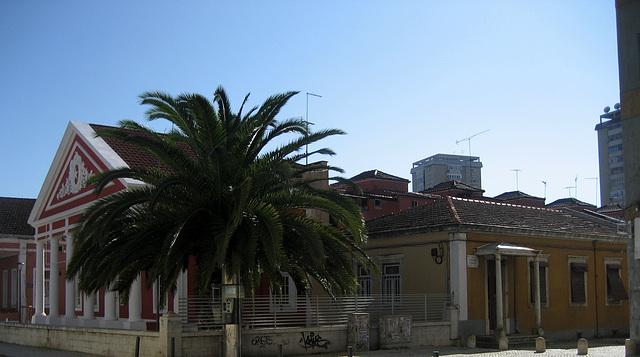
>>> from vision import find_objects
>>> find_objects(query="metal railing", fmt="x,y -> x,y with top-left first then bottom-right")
179,294 -> 451,330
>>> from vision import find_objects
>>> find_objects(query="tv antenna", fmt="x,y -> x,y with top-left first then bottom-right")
456,129 -> 489,156
511,169 -> 522,191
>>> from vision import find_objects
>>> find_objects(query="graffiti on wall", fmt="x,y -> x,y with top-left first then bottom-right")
250,334 -> 289,348
299,331 -> 330,349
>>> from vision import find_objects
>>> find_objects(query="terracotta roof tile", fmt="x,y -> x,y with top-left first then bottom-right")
350,170 -> 409,183
366,197 -> 622,240
0,197 -> 36,237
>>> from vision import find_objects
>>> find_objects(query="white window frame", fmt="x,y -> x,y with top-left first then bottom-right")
604,257 -> 626,306
356,264 -> 372,296
527,255 -> 549,308
152,280 -> 169,314
378,254 -> 403,306
2,270 -> 8,308
568,255 -> 588,307
270,273 -> 297,312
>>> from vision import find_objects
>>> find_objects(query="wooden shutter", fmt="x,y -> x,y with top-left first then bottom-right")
570,263 -> 587,303
606,265 -> 628,301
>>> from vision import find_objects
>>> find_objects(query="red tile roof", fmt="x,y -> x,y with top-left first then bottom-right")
366,196 -> 623,241
350,170 -> 409,183
0,197 -> 36,237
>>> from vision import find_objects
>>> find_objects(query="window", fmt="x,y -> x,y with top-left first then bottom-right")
44,270 -> 50,308
356,264 -> 371,296
411,200 -> 418,207
270,273 -> 297,312
569,258 -> 588,305
152,280 -> 169,314
529,259 -> 549,305
11,269 -> 17,308
374,199 -> 382,209
605,261 -> 628,305
609,144 -> 623,153
2,270 -> 7,308
382,263 -> 402,305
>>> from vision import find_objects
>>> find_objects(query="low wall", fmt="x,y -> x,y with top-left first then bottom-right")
412,321 -> 454,347
0,322 -> 160,357
242,326 -> 347,356
0,317 -> 454,356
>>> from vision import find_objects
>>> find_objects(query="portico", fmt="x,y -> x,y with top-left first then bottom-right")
474,242 -> 543,340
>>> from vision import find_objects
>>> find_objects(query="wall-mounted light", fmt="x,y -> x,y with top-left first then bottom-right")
431,245 -> 444,264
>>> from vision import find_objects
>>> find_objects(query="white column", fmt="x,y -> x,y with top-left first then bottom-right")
495,254 -> 504,331
533,257 -> 542,328
48,237 -> 60,318
449,233 -> 468,320
104,286 -> 117,321
129,275 -> 142,322
64,234 -> 76,322
83,292 -> 95,319
32,239 -> 46,323
173,271 -> 187,313
123,274 -> 145,330
18,242 -> 27,323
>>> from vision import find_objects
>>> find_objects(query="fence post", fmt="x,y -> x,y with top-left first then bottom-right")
424,294 -> 428,321
160,312 -> 182,357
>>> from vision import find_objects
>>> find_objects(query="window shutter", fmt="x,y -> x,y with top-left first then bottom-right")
570,268 -> 586,303
606,266 -> 628,301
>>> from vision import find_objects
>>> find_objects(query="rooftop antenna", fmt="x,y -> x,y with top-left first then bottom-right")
305,92 -> 322,165
585,177 -> 598,207
574,174 -> 578,200
456,129 -> 490,157
511,169 -> 522,191
564,186 -> 575,198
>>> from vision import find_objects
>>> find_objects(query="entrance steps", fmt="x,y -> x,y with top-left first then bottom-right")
476,334 -> 540,349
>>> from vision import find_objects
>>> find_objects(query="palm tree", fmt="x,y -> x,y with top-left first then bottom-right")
66,86 -> 370,314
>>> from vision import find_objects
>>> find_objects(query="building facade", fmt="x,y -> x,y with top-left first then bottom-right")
411,154 -> 482,192
364,197 -> 629,341
27,121 -> 191,330
615,0 -> 640,353
334,170 -> 439,221
595,107 -> 625,206
0,197 -> 35,323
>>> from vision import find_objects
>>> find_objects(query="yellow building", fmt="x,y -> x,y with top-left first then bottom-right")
365,196 -> 628,342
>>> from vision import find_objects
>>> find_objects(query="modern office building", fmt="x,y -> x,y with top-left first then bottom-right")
410,154 -> 482,192
595,106 -> 625,206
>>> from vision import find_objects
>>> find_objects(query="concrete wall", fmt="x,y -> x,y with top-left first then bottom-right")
0,323 -> 160,356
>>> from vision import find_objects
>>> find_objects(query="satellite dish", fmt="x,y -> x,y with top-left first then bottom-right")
604,106 -> 611,113
614,103 -> 620,110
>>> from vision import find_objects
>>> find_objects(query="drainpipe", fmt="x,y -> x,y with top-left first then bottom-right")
593,240 -> 599,337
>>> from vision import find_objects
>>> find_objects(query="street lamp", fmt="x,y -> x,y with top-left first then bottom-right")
17,261 -> 24,323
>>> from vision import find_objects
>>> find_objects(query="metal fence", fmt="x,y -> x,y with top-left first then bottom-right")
179,294 -> 451,330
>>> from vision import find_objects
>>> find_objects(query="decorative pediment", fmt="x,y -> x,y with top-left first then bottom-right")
37,132 -> 126,220
55,151 -> 94,200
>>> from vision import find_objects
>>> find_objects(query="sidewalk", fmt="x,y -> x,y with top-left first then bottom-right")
293,338 -> 628,357
0,338 -> 627,357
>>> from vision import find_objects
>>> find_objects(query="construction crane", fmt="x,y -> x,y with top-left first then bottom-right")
456,129 -> 490,156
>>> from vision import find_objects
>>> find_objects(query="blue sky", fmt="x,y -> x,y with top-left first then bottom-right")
0,1 -> 620,206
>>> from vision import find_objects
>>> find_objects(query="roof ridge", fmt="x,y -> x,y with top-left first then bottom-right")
446,196 -> 461,223
449,196 -> 559,212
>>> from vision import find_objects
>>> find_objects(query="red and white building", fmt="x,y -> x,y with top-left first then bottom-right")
27,121 -> 193,330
